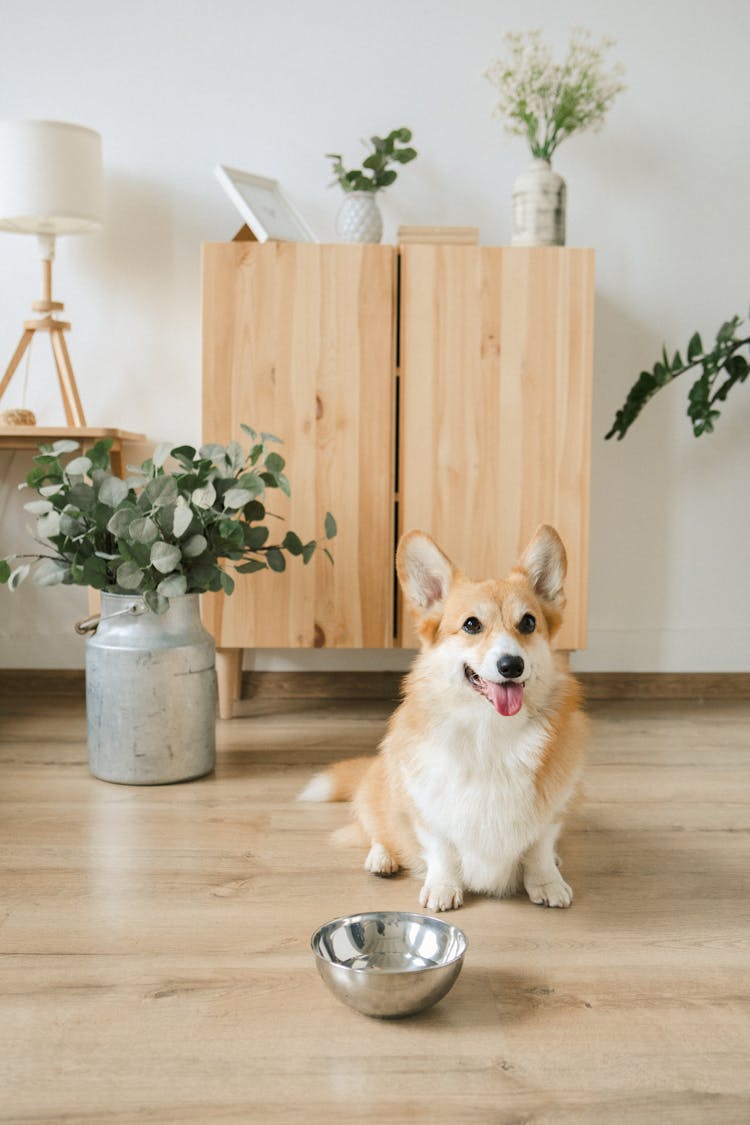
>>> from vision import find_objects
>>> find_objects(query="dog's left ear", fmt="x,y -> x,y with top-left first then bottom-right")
519,524 -> 567,612
397,530 -> 456,619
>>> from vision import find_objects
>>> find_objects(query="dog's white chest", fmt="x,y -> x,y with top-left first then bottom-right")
406,714 -> 547,893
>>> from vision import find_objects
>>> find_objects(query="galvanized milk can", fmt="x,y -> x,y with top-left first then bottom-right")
83,592 -> 216,784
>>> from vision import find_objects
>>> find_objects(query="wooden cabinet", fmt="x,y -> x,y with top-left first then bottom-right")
202,241 -> 594,716
399,246 -> 594,650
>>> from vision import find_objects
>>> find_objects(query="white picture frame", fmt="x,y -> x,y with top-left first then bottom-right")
214,165 -> 317,243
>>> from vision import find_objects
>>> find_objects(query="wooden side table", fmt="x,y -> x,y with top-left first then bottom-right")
0,426 -> 145,477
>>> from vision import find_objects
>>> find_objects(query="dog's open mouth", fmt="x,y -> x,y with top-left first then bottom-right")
464,664 -> 525,717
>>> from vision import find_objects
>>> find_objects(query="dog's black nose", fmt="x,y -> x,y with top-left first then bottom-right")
498,654 -> 525,680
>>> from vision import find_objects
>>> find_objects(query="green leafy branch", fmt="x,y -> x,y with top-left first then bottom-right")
326,127 -> 417,193
1,424 -> 336,612
605,315 -> 750,441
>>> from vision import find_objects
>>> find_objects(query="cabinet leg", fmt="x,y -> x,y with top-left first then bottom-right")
216,648 -> 243,719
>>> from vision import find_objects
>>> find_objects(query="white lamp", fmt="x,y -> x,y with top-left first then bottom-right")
0,120 -> 103,427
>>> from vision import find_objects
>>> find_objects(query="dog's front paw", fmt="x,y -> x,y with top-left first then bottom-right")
364,842 -> 400,876
525,874 -> 573,909
419,880 -> 463,912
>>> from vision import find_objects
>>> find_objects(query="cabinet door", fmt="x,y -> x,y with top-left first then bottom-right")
399,246 -> 594,650
202,242 -> 396,649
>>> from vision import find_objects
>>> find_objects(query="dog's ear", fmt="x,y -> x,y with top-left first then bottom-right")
397,531 -> 456,621
519,525 -> 567,614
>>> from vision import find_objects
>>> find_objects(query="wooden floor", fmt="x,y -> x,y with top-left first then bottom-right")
1,685 -> 749,1124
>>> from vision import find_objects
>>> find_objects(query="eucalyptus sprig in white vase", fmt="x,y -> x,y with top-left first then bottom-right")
326,128 -> 417,244
485,28 -> 625,246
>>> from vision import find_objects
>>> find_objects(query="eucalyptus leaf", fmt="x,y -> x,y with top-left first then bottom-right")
157,573 -> 188,598
87,438 -> 114,471
236,474 -> 264,498
64,456 -> 93,478
275,473 -> 291,497
199,443 -> 226,464
39,484 -> 64,497
36,511 -> 61,538
265,452 -> 286,474
282,531 -> 303,556
144,475 -> 178,508
98,475 -> 130,508
182,533 -> 208,558
191,481 -> 216,509
245,525 -> 268,550
144,589 -> 169,614
170,445 -> 196,466
152,441 -> 173,468
129,516 -> 160,544
33,558 -> 69,587
9,563 -> 31,590
266,547 -> 286,572
173,500 -> 193,538
51,439 -> 80,454
107,507 -> 139,537
67,483 -> 96,511
223,487 -> 255,510
324,512 -> 337,539
24,500 -> 54,515
0,559 -> 11,584
60,511 -> 87,537
150,541 -> 182,574
116,561 -> 144,590
226,440 -> 245,470
236,558 -> 266,573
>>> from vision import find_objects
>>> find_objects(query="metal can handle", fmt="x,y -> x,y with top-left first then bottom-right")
74,614 -> 101,635
74,602 -> 146,635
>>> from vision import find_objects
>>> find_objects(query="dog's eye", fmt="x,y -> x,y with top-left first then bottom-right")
518,613 -> 536,635
462,617 -> 482,634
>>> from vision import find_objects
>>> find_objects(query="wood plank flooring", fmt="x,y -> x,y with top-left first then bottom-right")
1,686 -> 749,1123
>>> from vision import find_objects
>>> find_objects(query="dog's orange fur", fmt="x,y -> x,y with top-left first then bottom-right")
300,525 -> 587,911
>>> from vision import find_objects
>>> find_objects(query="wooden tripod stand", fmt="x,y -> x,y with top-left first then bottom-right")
0,254 -> 87,426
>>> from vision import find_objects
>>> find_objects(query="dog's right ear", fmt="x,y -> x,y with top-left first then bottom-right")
397,531 -> 456,623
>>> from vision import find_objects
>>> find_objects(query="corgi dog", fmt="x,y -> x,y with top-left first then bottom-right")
299,525 -> 586,911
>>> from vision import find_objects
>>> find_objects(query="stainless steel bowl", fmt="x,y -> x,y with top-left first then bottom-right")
311,911 -> 468,1018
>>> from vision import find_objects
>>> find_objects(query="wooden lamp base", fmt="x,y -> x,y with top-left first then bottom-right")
0,254 -> 87,427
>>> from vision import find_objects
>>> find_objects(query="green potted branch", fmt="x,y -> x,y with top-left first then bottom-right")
485,27 -> 625,245
1,426 -> 336,785
326,127 -> 417,244
605,314 -> 750,440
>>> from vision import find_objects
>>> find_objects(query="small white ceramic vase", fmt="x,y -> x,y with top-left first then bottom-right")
511,158 -> 566,247
336,191 -> 383,243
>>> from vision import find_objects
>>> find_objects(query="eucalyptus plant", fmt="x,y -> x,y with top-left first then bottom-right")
0,425 -> 336,612
605,315 -> 750,440
326,127 -> 417,193
485,28 -> 625,160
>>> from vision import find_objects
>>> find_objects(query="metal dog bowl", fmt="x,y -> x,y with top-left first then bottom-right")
311,910 -> 468,1018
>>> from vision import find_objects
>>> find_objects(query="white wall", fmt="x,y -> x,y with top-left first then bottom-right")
1,0 -> 748,672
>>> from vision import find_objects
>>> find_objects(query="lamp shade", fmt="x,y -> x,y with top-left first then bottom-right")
0,120 -> 102,235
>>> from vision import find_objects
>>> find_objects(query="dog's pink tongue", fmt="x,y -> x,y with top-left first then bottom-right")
486,681 -> 524,717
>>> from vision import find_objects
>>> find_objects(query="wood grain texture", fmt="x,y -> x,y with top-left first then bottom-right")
201,242 -> 396,649
398,246 -> 594,650
1,689 -> 749,1122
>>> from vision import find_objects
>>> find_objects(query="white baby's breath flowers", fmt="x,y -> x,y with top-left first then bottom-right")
485,27 -> 625,160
